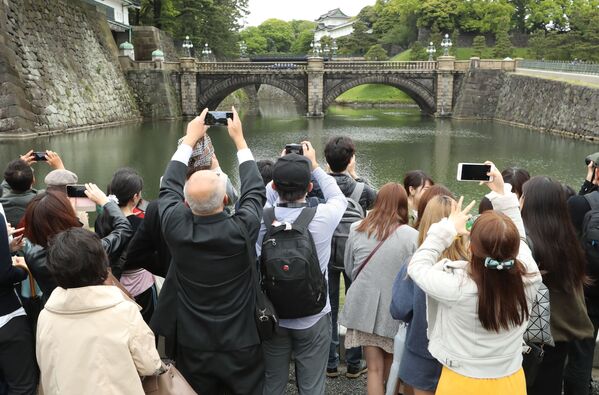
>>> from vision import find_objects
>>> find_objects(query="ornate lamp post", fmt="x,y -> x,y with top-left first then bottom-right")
202,43 -> 212,62
441,34 -> 452,56
182,35 -> 193,57
323,44 -> 331,59
331,39 -> 338,60
238,41 -> 247,59
427,41 -> 436,61
310,40 -> 322,57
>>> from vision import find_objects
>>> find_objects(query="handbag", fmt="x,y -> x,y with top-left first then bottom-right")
234,217 -> 279,342
21,268 -> 43,331
523,282 -> 554,347
355,224 -> 399,278
142,362 -> 197,395
522,341 -> 544,387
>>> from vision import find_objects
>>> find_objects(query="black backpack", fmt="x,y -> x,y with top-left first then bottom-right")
260,207 -> 327,319
582,192 -> 599,283
329,182 -> 365,272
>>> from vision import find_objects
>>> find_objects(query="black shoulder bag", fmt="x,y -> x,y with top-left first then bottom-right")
234,217 -> 279,342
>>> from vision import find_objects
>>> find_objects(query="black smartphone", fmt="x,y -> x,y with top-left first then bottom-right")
66,184 -> 87,198
285,144 -> 304,155
33,151 -> 47,161
205,111 -> 233,126
457,163 -> 492,182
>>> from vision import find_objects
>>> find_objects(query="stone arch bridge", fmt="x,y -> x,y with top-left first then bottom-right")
135,57 -> 517,117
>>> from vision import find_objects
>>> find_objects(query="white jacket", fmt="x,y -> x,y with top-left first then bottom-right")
407,190 -> 541,379
37,285 -> 161,394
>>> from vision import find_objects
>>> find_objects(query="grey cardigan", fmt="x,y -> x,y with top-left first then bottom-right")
339,221 -> 418,338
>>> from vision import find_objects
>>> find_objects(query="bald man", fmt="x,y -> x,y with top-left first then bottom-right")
153,108 -> 266,394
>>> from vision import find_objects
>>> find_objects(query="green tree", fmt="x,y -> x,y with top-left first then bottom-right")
365,44 -> 389,60
472,35 -> 487,57
409,41 -> 428,60
459,0 -> 514,34
429,23 -> 442,48
290,30 -> 314,54
340,20 -> 376,55
528,30 -> 547,59
493,28 -> 513,58
417,0 -> 462,31
240,26 -> 267,54
258,19 -> 294,53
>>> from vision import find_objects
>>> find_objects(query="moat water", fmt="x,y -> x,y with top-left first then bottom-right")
0,103 -> 592,202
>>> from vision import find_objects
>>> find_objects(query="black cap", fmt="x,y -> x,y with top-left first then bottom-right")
273,154 -> 311,191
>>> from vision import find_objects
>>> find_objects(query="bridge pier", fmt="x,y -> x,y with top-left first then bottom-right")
180,57 -> 197,117
435,56 -> 455,117
307,57 -> 324,118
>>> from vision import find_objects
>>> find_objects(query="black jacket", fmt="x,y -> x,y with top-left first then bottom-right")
26,202 -> 133,302
123,200 -> 171,277
95,209 -> 142,278
151,158 -> 266,352
329,173 -> 377,212
0,213 -> 27,316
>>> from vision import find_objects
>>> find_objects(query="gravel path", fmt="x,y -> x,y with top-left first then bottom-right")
285,363 -> 367,395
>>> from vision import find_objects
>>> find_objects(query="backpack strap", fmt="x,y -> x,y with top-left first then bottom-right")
263,207 -> 277,235
349,182 -> 365,203
584,191 -> 599,211
291,207 -> 317,232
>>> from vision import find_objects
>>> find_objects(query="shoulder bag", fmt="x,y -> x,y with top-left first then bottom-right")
234,217 -> 279,342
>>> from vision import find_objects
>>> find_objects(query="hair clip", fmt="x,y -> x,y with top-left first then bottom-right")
484,257 -> 515,270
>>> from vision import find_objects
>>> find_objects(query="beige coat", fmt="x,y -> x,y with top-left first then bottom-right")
36,285 -> 161,395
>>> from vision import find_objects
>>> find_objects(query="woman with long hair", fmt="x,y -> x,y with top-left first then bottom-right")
408,164 -> 541,395
95,168 -> 156,323
391,194 -> 468,395
340,183 -> 419,395
23,186 -> 132,301
403,171 -> 434,226
521,176 -> 593,395
414,185 -> 454,229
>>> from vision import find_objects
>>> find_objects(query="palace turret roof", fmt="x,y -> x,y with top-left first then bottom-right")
316,8 -> 350,22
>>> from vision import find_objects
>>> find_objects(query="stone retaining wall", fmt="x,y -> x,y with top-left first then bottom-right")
126,70 -> 181,119
0,0 -> 139,136
132,26 -> 178,61
453,70 -> 599,139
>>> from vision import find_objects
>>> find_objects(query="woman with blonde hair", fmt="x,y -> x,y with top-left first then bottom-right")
407,164 -> 541,395
340,183 -> 419,395
391,194 -> 468,395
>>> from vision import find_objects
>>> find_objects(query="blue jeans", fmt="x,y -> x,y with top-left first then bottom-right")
328,267 -> 362,369
563,303 -> 599,395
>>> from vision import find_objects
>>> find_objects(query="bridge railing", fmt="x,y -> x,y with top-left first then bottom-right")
324,61 -> 437,71
195,62 -> 308,72
518,60 -> 599,75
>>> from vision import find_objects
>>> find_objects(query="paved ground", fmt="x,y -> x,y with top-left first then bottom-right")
515,68 -> 599,88
286,363 -> 367,395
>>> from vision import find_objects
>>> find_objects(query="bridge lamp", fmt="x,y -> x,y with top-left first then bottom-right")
323,44 -> 330,59
182,35 -> 193,57
427,42 -> 436,61
331,40 -> 338,60
202,43 -> 212,62
441,34 -> 452,56
238,41 -> 247,59
310,40 -> 322,57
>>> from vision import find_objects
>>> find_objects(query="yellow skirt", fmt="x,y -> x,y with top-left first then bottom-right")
436,366 -> 526,395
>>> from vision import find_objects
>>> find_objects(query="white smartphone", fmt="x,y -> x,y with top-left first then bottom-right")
457,163 -> 493,182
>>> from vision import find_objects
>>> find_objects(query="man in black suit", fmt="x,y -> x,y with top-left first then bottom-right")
152,108 -> 266,394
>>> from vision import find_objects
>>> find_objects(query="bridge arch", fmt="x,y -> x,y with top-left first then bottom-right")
197,75 -> 307,111
323,75 -> 436,114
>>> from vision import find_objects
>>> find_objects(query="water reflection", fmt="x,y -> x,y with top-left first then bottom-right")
0,103 -> 591,203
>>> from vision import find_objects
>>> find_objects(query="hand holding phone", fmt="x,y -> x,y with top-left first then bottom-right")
205,111 -> 233,126
33,151 -> 47,161
457,163 -> 493,182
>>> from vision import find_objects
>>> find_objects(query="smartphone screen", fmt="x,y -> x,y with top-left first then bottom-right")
33,152 -> 47,161
66,184 -> 87,198
205,111 -> 233,126
285,144 -> 303,155
457,163 -> 492,182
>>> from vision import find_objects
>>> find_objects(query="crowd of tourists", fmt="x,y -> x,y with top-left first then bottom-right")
1,107 -> 598,395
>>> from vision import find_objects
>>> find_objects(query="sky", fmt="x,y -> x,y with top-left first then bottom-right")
244,0 -> 376,27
